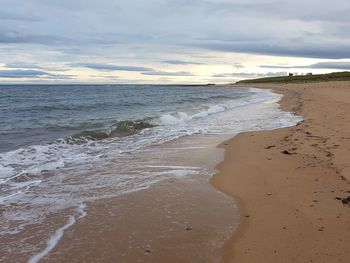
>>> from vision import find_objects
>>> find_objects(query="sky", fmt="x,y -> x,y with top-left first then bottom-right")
0,0 -> 350,84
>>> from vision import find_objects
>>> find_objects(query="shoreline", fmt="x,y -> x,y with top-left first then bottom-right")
17,134 -> 238,263
212,81 -> 350,262
4,83 -> 349,262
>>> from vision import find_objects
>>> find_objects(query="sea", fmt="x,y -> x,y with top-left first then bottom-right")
0,84 -> 302,262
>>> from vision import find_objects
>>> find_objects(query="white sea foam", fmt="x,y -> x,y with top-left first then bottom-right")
193,104 -> 227,118
160,169 -> 193,177
28,203 -> 86,263
0,164 -> 15,178
159,112 -> 192,125
144,165 -> 201,169
158,104 -> 230,125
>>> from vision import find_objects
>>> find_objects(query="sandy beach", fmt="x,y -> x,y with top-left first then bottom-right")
213,81 -> 350,263
3,82 -> 350,263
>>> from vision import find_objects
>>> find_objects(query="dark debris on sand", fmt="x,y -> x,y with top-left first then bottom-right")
335,196 -> 350,206
281,150 -> 297,155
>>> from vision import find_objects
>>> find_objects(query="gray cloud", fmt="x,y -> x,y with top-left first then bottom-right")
309,62 -> 350,69
0,11 -> 43,22
260,65 -> 298,69
212,72 -> 288,78
233,63 -> 244,69
73,63 -> 153,72
195,40 -> 350,59
5,62 -> 70,72
5,62 -> 42,69
0,69 -> 51,78
261,61 -> 350,70
0,31 -> 74,45
162,60 -> 203,65
0,69 -> 72,79
142,71 -> 195,76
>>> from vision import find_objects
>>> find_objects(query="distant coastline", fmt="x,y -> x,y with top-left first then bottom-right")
236,71 -> 350,84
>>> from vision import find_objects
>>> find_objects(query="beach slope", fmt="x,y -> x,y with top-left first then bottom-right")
213,81 -> 350,263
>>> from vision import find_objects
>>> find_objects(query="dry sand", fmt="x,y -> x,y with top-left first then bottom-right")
212,81 -> 350,263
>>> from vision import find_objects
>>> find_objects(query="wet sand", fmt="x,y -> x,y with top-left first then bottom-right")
41,178 -> 237,263
212,81 -> 350,263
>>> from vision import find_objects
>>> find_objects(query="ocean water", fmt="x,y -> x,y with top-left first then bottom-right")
0,84 -> 302,261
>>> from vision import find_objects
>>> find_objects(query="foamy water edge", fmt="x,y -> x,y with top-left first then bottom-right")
28,203 -> 87,263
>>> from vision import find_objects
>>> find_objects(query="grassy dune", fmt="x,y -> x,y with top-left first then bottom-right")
236,71 -> 350,84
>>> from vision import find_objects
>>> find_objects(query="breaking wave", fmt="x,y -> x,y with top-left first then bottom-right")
67,120 -> 155,143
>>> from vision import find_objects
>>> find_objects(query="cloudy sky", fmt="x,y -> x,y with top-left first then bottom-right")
1,0 -> 350,84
